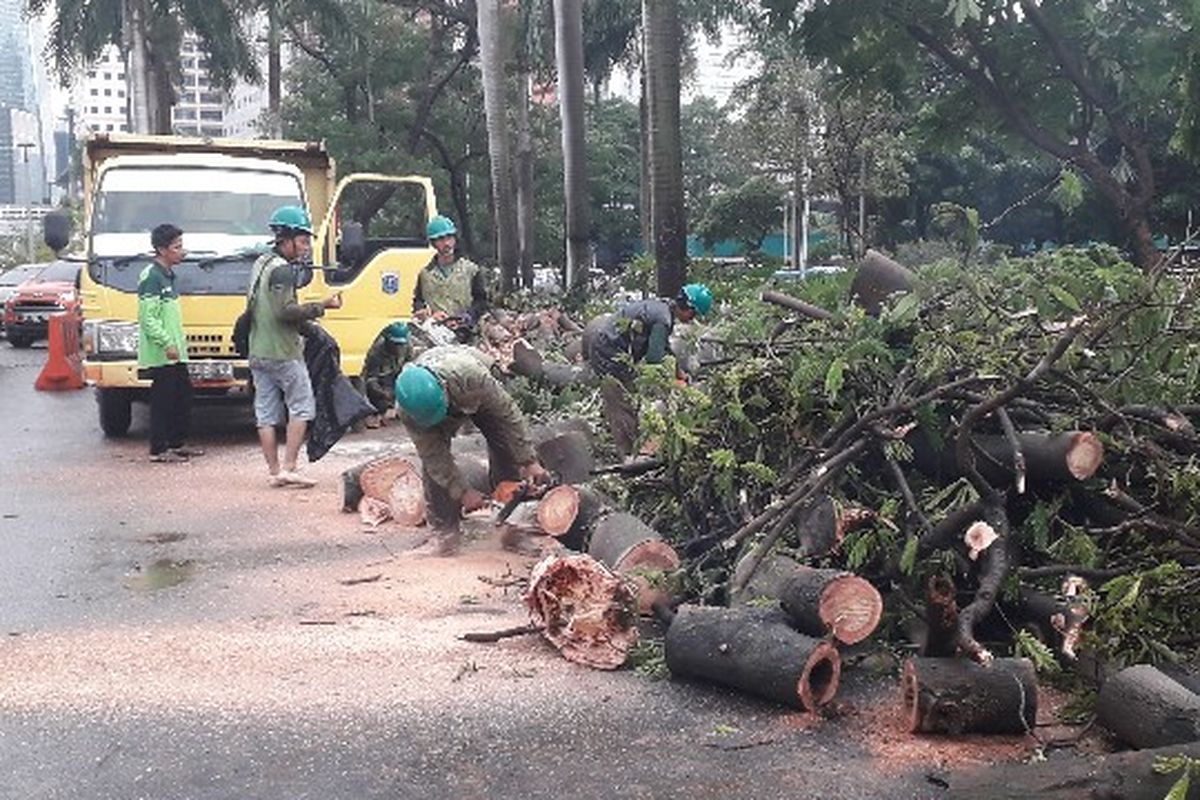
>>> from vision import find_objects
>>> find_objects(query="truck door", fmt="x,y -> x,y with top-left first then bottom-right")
311,174 -> 436,377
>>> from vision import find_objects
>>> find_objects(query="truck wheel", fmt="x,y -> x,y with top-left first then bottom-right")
97,389 -> 133,437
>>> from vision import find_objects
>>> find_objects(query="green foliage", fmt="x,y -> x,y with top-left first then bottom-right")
1154,754 -> 1200,800
628,637 -> 670,679
1013,629 -> 1062,675
695,176 -> 783,252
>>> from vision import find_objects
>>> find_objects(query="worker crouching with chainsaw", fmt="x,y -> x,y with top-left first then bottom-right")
395,345 -> 551,554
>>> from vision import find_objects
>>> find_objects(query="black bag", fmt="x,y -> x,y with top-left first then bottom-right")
232,259 -> 269,357
232,309 -> 252,357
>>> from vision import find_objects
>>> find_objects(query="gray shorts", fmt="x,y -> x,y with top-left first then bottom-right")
249,357 -> 316,427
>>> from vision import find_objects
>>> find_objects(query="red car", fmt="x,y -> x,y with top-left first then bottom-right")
3,260 -> 82,348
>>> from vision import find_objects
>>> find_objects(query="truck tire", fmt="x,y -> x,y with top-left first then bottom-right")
8,335 -> 32,348
97,388 -> 133,437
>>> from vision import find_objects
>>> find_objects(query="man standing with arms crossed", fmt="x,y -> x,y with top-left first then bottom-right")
138,223 -> 204,463
247,206 -> 342,487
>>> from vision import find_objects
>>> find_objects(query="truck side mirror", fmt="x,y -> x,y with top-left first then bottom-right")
43,211 -> 71,253
338,220 -> 366,268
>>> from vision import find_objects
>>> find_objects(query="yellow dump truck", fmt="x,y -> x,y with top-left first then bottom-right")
61,133 -> 436,436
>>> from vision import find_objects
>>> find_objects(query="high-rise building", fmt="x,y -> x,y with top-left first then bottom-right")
0,0 -> 33,204
224,12 -> 293,139
75,46 -> 130,135
172,33 -> 225,137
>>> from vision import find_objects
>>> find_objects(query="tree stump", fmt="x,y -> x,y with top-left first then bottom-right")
778,565 -> 882,645
523,553 -> 639,670
902,657 -> 1037,735
535,431 -> 594,483
665,605 -> 841,711
587,511 -> 681,615
921,574 -> 959,657
1096,664 -> 1200,748
535,484 -> 613,550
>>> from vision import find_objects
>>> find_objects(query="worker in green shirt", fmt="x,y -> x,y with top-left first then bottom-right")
137,223 -> 204,463
412,215 -> 488,342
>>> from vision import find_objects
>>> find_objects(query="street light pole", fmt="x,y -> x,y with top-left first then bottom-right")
16,142 -> 37,262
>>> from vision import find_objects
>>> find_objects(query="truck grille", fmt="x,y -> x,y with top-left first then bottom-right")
10,302 -> 66,320
186,332 -> 233,357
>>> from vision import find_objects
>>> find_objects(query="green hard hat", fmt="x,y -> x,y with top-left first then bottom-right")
681,283 -> 714,316
268,205 -> 314,235
395,364 -> 448,428
426,215 -> 457,241
384,321 -> 410,344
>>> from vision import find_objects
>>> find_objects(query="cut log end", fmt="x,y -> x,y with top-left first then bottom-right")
615,539 -> 681,616
798,640 -> 842,711
903,657 -> 1037,735
819,575 -> 883,645
1065,432 -> 1104,480
537,484 -> 581,537
387,466 -> 426,527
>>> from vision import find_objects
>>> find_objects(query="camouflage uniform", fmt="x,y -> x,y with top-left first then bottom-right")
362,334 -> 412,413
400,346 -> 536,529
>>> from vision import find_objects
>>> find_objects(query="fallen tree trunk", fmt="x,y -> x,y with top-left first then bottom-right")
849,249 -> 915,317
902,657 -> 1037,735
535,431 -> 595,484
588,511 -> 681,615
733,556 -> 881,645
524,553 -> 639,670
1096,664 -> 1200,748
665,605 -> 841,711
948,741 -> 1200,799
536,484 -> 613,550
511,339 -> 588,389
760,290 -> 836,322
913,430 -> 1104,487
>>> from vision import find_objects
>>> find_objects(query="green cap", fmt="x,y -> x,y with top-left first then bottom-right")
395,364 -> 448,428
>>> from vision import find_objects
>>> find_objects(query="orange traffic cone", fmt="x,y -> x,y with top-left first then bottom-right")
35,309 -> 85,391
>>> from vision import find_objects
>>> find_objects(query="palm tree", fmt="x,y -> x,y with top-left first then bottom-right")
476,0 -> 521,294
641,0 -> 687,297
553,0 -> 591,291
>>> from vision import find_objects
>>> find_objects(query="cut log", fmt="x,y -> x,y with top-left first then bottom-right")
588,511 -> 681,615
948,741 -> 1200,800
921,574 -> 959,657
1096,664 -> 1200,748
511,338 -> 588,389
849,249 -> 915,317
342,461 -> 369,512
386,462 -> 426,527
535,431 -> 594,484
732,555 -> 881,645
902,657 -> 1037,735
360,456 -> 420,502
535,484 -> 613,550
793,496 -> 874,558
664,605 -> 841,711
778,565 -> 882,645
523,553 -> 639,670
913,430 -> 1104,486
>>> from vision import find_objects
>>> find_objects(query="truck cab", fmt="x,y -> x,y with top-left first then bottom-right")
68,133 -> 435,437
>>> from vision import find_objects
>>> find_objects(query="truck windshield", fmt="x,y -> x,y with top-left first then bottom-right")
89,165 -> 304,295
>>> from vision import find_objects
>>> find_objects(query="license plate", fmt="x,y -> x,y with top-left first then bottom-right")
187,361 -> 234,381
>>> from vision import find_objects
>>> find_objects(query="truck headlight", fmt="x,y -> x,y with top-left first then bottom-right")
85,321 -> 139,356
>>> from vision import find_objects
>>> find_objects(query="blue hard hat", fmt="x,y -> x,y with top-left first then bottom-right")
426,215 -> 457,241
395,364 -> 448,428
384,321 -> 410,344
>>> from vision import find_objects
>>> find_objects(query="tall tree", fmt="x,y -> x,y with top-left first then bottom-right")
476,0 -> 521,293
642,0 -> 687,297
799,0 -> 1200,270
553,0 -> 592,290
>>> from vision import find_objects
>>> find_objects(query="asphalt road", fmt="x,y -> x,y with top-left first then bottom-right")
0,342 -> 948,800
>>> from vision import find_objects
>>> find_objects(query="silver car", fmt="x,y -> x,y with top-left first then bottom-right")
0,263 -> 49,337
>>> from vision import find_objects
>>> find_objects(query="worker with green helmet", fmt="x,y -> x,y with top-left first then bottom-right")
246,204 -> 344,487
394,344 -> 550,553
361,321 -> 413,427
583,283 -> 715,456
412,215 -> 488,341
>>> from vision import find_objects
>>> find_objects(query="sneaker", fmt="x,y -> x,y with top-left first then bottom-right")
171,446 -> 206,457
280,470 -> 316,488
269,473 -> 290,487
150,451 -> 189,463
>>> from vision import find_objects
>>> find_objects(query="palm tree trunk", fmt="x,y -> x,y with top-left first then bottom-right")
553,0 -> 591,292
515,68 -> 536,289
476,0 -> 520,294
639,65 -> 652,256
267,0 -> 282,137
123,0 -> 152,134
642,0 -> 687,298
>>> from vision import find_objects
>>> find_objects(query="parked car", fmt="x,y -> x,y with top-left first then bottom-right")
0,262 -> 51,338
3,260 -> 81,348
